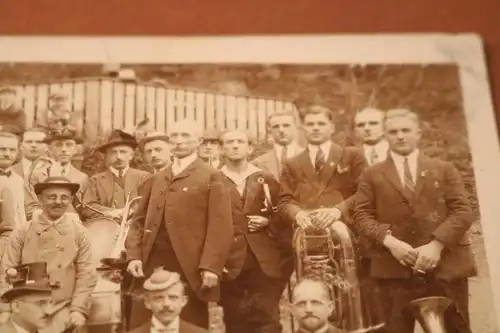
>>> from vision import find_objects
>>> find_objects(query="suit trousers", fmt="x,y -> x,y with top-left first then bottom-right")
372,277 -> 472,333
220,250 -> 282,333
128,239 -> 209,330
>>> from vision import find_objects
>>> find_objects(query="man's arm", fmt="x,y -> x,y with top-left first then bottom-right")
125,176 -> 154,262
277,161 -> 302,225
198,171 -> 233,277
352,169 -> 391,245
431,162 -> 474,246
333,147 -> 368,220
80,176 -> 113,220
70,225 -> 98,317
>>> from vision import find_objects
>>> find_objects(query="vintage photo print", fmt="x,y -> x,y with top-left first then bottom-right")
0,35 -> 497,333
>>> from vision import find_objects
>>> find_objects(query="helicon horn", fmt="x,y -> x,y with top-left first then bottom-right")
407,296 -> 452,333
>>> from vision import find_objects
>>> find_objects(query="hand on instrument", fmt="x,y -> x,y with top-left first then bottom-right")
200,270 -> 219,289
295,211 -> 313,229
413,240 -> 444,273
247,215 -> 269,232
311,207 -> 342,229
127,260 -> 145,278
68,311 -> 86,328
107,208 -> 124,220
383,236 -> 418,267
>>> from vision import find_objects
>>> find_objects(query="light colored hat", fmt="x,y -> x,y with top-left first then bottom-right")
143,267 -> 181,292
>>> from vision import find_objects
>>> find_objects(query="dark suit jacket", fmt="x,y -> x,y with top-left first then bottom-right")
278,142 -> 367,224
221,169 -> 284,280
127,319 -> 208,333
125,158 -> 233,302
294,324 -> 346,333
353,153 -> 477,280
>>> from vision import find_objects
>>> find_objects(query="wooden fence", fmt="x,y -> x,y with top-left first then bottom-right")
9,77 -> 299,141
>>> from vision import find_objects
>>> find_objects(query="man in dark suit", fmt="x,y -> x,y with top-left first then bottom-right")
279,105 -> 366,231
12,127 -> 48,183
353,108 -> 477,333
353,107 -> 389,166
125,119 -> 234,330
218,129 -> 285,333
126,267 -> 207,333
291,279 -> 346,333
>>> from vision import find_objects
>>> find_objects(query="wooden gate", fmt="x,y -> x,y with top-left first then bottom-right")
9,77 -> 299,141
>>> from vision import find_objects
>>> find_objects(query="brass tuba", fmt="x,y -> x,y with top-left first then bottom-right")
100,193 -> 142,270
294,220 -> 384,332
407,296 -> 452,333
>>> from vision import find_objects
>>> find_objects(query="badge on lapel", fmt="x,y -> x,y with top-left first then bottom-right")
182,187 -> 188,192
336,164 -> 350,174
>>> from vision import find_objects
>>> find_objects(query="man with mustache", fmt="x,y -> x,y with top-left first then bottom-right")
0,86 -> 26,136
353,108 -> 388,166
139,132 -> 172,173
126,267 -> 207,333
218,129 -> 285,333
0,262 -> 58,333
353,109 -> 476,333
197,128 -> 223,168
1,176 -> 97,333
28,126 -> 88,220
126,119 -> 233,330
12,128 -> 48,183
291,279 -> 346,333
81,129 -> 149,222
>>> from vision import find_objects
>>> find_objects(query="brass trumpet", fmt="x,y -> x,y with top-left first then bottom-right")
407,296 -> 452,333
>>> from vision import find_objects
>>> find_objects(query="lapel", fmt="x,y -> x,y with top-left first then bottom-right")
243,173 -> 263,213
171,158 -> 202,183
297,150 -> 321,189
123,168 -> 136,197
414,153 -> 434,199
268,151 -> 280,179
0,321 -> 17,333
381,156 -> 413,203
99,170 -> 116,204
317,143 -> 344,187
12,162 -> 24,180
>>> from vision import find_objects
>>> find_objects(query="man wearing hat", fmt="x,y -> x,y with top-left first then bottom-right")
0,86 -> 26,136
197,128 -> 223,169
0,262 -> 59,333
81,129 -> 149,222
28,126 -> 88,220
127,267 -> 207,333
1,176 -> 97,333
138,132 -> 172,173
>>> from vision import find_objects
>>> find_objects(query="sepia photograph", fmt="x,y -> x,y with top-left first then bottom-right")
0,35 -> 497,333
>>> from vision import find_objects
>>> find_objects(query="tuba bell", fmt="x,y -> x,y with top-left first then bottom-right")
407,296 -> 452,333
294,218 -> 384,332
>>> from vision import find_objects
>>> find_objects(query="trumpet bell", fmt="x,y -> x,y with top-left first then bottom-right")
407,296 -> 452,333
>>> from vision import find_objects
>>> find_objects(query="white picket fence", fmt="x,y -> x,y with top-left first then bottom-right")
9,77 -> 299,141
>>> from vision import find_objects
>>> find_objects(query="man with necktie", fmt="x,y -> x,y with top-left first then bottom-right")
0,262 -> 59,333
353,107 -> 389,166
353,109 -> 476,333
126,267 -> 207,333
81,129 -> 149,222
126,119 -> 233,330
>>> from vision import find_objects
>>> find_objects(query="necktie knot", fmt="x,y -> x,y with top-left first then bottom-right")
314,148 -> 325,173
0,169 -> 12,177
370,147 -> 378,165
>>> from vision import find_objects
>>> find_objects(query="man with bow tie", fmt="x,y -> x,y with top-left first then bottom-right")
353,107 -> 389,166
81,129 -> 149,222
126,268 -> 207,333
353,109 -> 477,333
1,176 -> 97,333
218,129 -> 285,333
0,132 -> 28,258
28,127 -> 88,220
125,119 -> 233,330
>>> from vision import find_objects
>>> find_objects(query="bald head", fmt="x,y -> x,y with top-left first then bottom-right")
168,119 -> 203,159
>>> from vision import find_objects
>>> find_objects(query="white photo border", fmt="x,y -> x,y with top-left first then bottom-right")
0,34 -> 498,326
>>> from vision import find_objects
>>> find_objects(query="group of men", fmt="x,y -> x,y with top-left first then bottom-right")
0,103 -> 477,333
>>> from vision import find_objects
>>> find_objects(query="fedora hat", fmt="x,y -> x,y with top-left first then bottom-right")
33,176 -> 80,196
138,131 -> 169,151
1,262 -> 59,302
97,129 -> 138,153
43,126 -> 83,144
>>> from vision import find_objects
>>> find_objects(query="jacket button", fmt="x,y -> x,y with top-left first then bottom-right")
159,190 -> 164,195
57,264 -> 62,269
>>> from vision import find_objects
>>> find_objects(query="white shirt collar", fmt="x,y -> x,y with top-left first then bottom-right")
172,152 -> 198,175
274,142 -> 299,161
109,166 -> 129,178
11,319 -> 32,333
390,149 -> 420,184
220,163 -> 261,196
150,315 -> 179,333
41,213 -> 65,225
308,140 -> 332,164
363,140 -> 389,164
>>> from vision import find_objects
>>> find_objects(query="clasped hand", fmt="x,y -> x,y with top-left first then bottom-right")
385,237 -> 443,273
295,208 -> 341,229
247,215 -> 269,232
